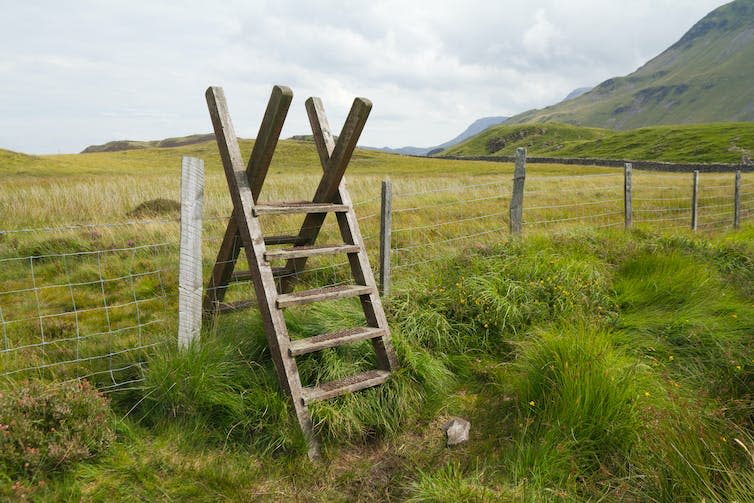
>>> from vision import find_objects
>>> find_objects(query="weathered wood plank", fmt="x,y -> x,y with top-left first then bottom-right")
278,97 -> 371,293
276,285 -> 373,308
305,98 -> 399,371
178,156 -> 204,348
301,370 -> 390,404
289,327 -> 386,356
253,201 -> 349,216
624,163 -> 633,229
202,85 -> 293,317
510,147 -> 526,234
204,86 -> 318,458
734,170 -> 741,229
379,179 -> 392,296
692,170 -> 699,231
264,244 -> 359,261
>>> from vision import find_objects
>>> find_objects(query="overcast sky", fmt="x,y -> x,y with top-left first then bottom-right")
0,0 -> 727,154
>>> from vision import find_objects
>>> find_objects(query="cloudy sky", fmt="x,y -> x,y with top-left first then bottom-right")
0,0 -> 727,154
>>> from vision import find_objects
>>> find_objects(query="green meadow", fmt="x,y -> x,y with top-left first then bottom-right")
1,140 -> 753,501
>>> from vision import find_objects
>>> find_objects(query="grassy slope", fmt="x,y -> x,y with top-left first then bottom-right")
507,0 -> 754,129
441,122 -> 754,163
5,227 -> 753,501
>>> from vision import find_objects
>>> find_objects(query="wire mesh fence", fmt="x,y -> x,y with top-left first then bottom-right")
1,164 -> 750,391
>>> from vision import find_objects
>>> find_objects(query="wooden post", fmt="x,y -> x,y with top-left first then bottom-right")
510,147 -> 526,234
379,179 -> 392,296
691,170 -> 699,231
624,163 -> 633,228
734,170 -> 741,229
178,156 -> 204,348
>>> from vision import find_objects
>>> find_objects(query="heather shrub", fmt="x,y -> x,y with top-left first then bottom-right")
0,379 -> 115,479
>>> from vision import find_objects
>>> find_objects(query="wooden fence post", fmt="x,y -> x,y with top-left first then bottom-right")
379,178 -> 392,296
734,170 -> 741,229
691,170 -> 699,231
178,156 -> 204,348
624,163 -> 633,228
510,147 -> 526,234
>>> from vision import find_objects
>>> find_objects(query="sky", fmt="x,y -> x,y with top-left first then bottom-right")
0,0 -> 728,154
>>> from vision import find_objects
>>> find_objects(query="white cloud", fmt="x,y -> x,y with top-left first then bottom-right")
0,0 -> 728,153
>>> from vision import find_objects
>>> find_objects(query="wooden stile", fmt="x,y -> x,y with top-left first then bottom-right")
201,85 -> 398,459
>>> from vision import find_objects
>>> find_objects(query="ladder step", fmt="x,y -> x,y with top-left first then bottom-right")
253,201 -> 350,216
289,327 -> 386,356
231,267 -> 286,282
265,244 -> 360,261
264,235 -> 305,246
276,285 -> 373,308
301,370 -> 390,404
215,299 -> 257,313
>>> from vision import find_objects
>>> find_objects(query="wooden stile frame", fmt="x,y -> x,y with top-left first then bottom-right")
201,85 -> 398,459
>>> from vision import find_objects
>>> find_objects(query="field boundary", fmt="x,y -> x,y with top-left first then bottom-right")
438,154 -> 754,173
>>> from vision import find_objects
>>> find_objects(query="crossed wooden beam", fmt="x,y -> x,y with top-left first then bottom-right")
202,85 -> 397,458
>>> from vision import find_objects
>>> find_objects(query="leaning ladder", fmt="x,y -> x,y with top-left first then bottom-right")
202,85 -> 399,458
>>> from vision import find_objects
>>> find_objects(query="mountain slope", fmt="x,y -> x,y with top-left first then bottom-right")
440,122 -> 754,163
81,133 -> 215,153
508,0 -> 754,129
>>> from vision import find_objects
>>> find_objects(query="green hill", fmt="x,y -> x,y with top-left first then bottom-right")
508,0 -> 754,129
441,122 -> 754,163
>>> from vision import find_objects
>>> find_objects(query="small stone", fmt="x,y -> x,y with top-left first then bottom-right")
443,417 -> 470,446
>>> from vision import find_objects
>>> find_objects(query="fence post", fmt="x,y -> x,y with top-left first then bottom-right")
510,147 -> 526,234
379,178 -> 392,296
624,163 -> 633,228
691,170 -> 699,231
734,170 -> 741,229
178,156 -> 204,349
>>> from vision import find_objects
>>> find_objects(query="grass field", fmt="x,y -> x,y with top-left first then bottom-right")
1,140 -> 753,501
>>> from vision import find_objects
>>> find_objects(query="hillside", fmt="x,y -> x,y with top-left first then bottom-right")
81,133 -> 215,153
508,0 -> 754,129
441,122 -> 754,163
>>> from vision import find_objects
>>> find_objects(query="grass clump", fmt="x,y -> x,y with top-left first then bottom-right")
0,380 -> 114,489
504,325 -> 646,490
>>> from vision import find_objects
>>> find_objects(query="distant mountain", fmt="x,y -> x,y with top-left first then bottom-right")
562,87 -> 592,101
507,0 -> 754,129
373,116 -> 508,156
81,133 -> 215,153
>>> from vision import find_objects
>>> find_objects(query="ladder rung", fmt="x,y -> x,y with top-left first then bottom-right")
215,299 -> 257,313
231,267 -> 286,282
253,201 -> 350,216
289,327 -> 386,356
301,370 -> 390,404
264,235 -> 304,246
265,244 -> 360,261
276,285 -> 373,308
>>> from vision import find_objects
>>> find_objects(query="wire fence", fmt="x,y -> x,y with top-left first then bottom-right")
1,164 -> 751,390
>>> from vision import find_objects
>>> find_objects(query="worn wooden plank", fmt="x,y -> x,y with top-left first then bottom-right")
264,244 -> 359,261
216,299 -> 257,313
301,370 -> 390,404
734,170 -> 741,229
379,179 -> 392,296
510,147 -> 526,234
692,170 -> 699,231
289,327 -> 386,356
624,163 -> 633,229
178,156 -> 204,348
276,285 -> 373,308
305,98 -> 399,371
204,86 -> 318,458
253,201 -> 349,216
202,85 -> 293,317
278,97 -> 372,293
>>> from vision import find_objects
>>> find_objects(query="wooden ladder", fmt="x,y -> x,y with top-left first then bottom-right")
202,85 -> 399,459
